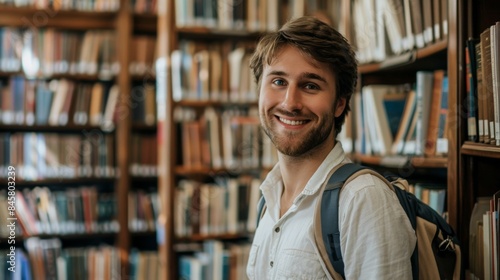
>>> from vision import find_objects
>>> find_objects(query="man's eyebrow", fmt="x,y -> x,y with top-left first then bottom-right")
266,71 -> 327,84
301,72 -> 327,83
266,70 -> 288,77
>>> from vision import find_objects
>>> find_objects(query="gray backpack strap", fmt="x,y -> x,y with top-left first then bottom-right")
256,195 -> 266,228
320,163 -> 366,279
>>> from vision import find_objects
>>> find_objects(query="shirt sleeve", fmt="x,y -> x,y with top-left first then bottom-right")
339,174 -> 416,280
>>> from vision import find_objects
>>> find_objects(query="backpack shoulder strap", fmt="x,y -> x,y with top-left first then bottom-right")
256,195 -> 266,228
316,163 -> 366,279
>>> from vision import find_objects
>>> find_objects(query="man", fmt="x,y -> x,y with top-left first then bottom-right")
247,16 -> 416,279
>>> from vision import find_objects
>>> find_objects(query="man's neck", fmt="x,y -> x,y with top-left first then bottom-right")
278,140 -> 336,199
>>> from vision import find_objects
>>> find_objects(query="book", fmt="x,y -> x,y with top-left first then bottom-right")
391,89 -> 417,155
476,41 -> 488,143
409,0 -> 425,48
480,27 -> 496,145
436,75 -> 449,155
362,85 -> 406,156
425,69 -> 446,156
492,22 -> 500,146
466,39 -> 479,142
415,71 -> 434,155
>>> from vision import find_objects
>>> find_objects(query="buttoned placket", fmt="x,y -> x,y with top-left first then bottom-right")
267,194 -> 306,277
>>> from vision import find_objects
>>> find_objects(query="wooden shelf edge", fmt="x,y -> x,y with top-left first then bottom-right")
7,231 -> 118,240
0,177 -> 117,186
176,26 -> 263,38
0,6 -> 118,29
461,141 -> 500,159
175,233 -> 249,242
174,166 -> 261,176
0,124 -> 116,133
175,100 -> 258,107
358,39 -> 448,74
355,153 -> 448,168
133,13 -> 157,33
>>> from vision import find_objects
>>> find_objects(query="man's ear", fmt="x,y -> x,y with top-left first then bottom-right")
334,97 -> 347,117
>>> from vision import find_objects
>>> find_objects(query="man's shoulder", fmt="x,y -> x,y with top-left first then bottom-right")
339,171 -> 395,201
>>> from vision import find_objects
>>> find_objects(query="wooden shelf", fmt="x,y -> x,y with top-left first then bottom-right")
461,141 -> 500,159
0,124 -> 115,133
0,232 -> 118,243
175,100 -> 258,107
132,123 -> 157,133
358,40 -> 448,74
174,166 -> 261,177
0,177 -> 116,186
175,233 -> 249,243
176,26 -> 263,40
354,154 -> 448,168
133,13 -> 157,33
0,6 -> 117,30
0,71 -> 116,81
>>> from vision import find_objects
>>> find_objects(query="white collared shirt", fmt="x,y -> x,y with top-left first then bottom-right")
247,143 -> 416,279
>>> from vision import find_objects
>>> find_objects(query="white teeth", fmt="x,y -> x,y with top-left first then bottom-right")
279,117 -> 305,126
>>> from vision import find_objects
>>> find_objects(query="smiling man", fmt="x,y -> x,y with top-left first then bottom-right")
247,16 -> 416,279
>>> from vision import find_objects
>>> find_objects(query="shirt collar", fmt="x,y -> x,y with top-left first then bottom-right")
260,141 -> 348,200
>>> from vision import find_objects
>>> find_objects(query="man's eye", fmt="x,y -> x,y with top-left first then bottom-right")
304,83 -> 319,90
273,79 -> 286,86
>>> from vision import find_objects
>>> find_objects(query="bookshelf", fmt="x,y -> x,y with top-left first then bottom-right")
155,1 -> 346,279
454,0 -> 500,277
0,0 -> 158,278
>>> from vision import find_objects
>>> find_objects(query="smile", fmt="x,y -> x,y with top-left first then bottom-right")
279,117 -> 307,126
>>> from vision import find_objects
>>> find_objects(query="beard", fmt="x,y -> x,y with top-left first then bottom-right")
260,109 -> 335,157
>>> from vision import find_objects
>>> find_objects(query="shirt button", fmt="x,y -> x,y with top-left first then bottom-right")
270,261 -> 274,267
275,227 -> 280,233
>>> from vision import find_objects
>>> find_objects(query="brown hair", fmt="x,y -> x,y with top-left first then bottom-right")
250,16 -> 357,136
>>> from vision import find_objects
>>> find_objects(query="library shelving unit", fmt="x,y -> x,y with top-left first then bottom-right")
0,0 -> 141,278
453,0 -> 500,274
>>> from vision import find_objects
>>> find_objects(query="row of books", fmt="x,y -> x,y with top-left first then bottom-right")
469,192 -> 500,280
409,182 -> 447,216
128,190 -> 159,233
352,0 -> 448,64
175,0 -> 341,32
0,0 -> 120,11
130,36 -> 157,77
354,70 -> 448,157
0,245 -> 160,280
175,107 -> 278,170
0,77 -> 121,129
0,28 -> 119,78
0,186 -> 118,236
179,240 -> 250,280
172,41 -> 257,103
0,132 -> 116,180
129,249 -> 159,280
130,134 -> 157,177
0,238 -> 122,280
466,22 -> 500,146
175,175 -> 261,237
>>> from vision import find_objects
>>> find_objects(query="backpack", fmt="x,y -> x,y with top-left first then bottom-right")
256,163 -> 462,279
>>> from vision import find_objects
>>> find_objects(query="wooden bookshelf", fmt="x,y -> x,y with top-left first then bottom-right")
453,1 -> 500,275
0,0 -> 152,278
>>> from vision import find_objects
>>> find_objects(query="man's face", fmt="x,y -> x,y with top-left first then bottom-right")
258,45 -> 346,157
